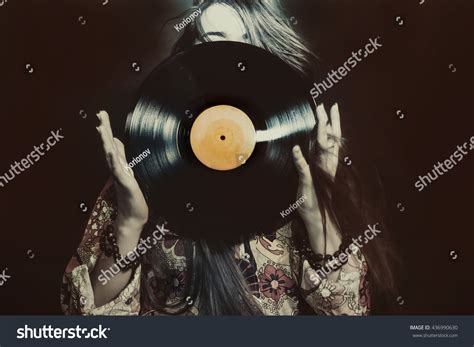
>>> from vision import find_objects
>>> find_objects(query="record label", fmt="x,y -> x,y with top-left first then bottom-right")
125,41 -> 316,241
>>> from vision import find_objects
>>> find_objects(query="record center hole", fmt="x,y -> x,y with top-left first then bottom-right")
220,135 -> 226,141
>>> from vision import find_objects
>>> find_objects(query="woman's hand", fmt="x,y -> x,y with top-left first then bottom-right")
96,110 -> 149,233
91,111 -> 148,306
314,103 -> 341,181
292,103 -> 342,254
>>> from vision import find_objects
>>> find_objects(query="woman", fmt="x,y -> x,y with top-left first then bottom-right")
61,0 -> 394,315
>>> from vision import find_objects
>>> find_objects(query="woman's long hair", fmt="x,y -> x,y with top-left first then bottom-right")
172,0 -> 317,78
142,0 -> 397,315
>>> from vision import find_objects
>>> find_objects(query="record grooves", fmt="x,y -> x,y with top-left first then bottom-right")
125,41 -> 316,241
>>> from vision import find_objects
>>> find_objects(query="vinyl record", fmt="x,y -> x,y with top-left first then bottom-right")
125,41 -> 316,241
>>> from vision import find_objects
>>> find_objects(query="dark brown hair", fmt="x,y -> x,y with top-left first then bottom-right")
141,0 -> 396,315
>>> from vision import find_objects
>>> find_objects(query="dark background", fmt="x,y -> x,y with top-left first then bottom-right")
0,0 -> 472,314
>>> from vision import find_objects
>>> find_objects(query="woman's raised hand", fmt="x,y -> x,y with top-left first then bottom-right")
292,104 -> 343,254
315,103 -> 341,180
96,111 -> 149,233
292,103 -> 341,222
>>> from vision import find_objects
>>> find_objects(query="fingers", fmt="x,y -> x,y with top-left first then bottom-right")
292,145 -> 312,185
330,103 -> 342,139
96,111 -> 116,157
114,138 -> 134,178
97,110 -> 115,146
96,111 -> 127,181
328,104 -> 341,175
317,103 -> 342,140
315,103 -> 342,180
113,137 -> 126,158
316,104 -> 329,150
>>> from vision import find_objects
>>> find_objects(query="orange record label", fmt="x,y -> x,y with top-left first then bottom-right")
190,105 -> 256,171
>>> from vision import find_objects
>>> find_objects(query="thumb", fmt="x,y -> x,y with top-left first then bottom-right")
113,138 -> 134,178
292,145 -> 312,185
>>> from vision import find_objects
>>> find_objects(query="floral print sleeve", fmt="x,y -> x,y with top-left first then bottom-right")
60,179 -> 141,315
289,233 -> 370,316
60,180 -> 370,316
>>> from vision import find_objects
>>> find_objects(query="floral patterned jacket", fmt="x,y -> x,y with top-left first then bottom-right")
61,181 -> 370,316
